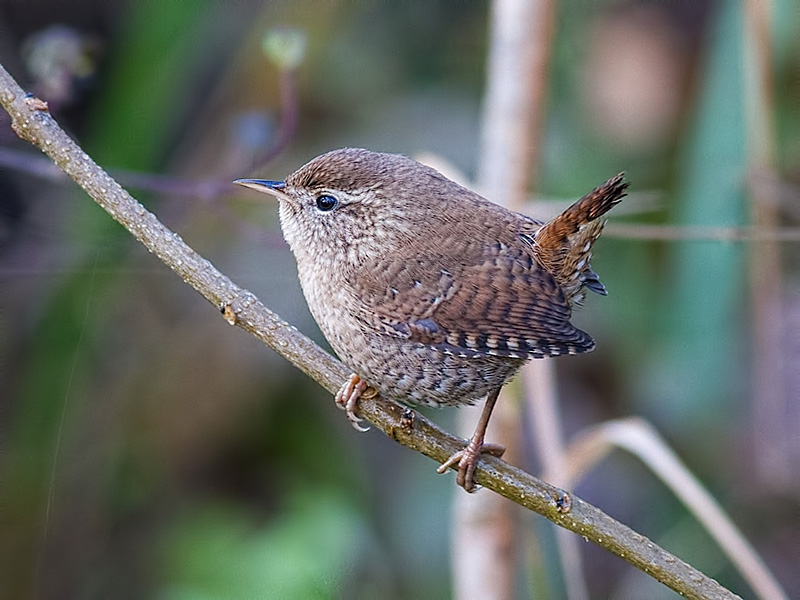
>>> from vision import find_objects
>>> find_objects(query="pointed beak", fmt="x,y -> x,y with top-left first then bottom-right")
233,178 -> 288,200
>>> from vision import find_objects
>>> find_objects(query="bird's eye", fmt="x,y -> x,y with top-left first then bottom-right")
315,194 -> 338,212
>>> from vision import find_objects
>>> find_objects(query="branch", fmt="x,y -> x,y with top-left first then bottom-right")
0,63 -> 741,600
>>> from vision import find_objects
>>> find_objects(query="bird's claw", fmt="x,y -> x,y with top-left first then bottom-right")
334,373 -> 375,432
437,441 -> 506,492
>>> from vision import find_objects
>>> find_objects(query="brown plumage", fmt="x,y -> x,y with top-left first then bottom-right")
532,173 -> 626,304
235,148 -> 627,491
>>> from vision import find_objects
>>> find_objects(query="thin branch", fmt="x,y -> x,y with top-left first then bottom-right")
4,146 -> 800,243
0,62 -> 741,600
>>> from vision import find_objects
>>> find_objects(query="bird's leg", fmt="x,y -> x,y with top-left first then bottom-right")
334,373 -> 376,432
437,387 -> 505,492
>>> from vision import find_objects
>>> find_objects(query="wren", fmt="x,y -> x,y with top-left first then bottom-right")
235,148 -> 627,492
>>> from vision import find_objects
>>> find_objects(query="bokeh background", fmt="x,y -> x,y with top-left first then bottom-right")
1,1 -> 798,598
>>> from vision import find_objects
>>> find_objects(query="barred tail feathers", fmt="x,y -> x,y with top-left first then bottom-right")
532,173 -> 627,305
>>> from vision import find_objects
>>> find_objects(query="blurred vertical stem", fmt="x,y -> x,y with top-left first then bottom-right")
513,0 -> 588,596
452,0 -> 578,599
251,27 -> 305,172
743,0 -> 788,489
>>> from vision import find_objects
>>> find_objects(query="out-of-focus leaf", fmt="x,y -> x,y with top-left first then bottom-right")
158,491 -> 367,599
638,0 -> 747,428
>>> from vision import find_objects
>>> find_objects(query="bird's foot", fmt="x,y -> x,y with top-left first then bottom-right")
437,439 -> 506,492
334,373 -> 376,432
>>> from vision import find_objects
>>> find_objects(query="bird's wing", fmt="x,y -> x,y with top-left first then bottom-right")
348,235 -> 595,359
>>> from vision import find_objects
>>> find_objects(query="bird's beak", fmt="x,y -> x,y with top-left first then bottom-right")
233,178 -> 288,200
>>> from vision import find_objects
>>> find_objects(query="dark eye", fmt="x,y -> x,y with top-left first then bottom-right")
315,194 -> 338,212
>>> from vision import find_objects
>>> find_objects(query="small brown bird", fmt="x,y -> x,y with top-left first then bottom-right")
236,148 -> 627,491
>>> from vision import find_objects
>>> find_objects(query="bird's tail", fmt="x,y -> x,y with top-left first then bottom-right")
533,173 -> 628,305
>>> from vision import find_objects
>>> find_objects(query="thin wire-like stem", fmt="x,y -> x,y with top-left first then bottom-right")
605,223 -> 800,242
4,145 -> 799,243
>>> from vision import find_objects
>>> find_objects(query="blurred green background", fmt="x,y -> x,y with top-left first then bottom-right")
0,1 -> 798,598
